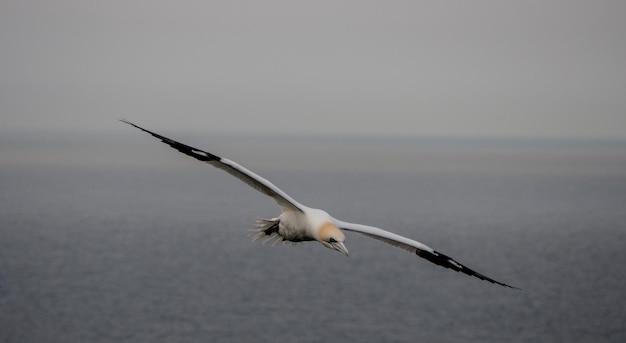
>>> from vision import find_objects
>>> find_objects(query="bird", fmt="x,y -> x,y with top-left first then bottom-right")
121,119 -> 518,289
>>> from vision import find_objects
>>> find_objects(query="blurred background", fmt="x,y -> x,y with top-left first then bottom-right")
1,0 -> 625,139
1,1 -> 625,342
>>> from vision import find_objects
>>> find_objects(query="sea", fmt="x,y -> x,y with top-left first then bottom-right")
1,131 -> 625,342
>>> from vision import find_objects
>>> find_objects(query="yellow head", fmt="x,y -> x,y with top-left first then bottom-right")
318,222 -> 349,256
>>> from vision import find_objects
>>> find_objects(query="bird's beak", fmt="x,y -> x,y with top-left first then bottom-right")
332,242 -> 349,256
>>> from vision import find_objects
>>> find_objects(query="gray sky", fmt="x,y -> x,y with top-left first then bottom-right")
1,0 -> 625,139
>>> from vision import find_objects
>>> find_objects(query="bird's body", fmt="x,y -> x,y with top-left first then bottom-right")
121,120 -> 518,289
254,207 -> 350,255
276,207 -> 333,242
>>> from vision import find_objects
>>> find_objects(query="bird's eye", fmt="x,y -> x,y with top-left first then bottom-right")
329,238 -> 337,243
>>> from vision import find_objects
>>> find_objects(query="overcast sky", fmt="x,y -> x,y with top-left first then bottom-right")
1,0 -> 625,139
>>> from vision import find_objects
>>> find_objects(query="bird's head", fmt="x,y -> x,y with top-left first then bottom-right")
317,222 -> 349,256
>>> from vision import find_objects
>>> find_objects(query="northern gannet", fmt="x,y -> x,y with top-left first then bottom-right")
121,120 -> 518,289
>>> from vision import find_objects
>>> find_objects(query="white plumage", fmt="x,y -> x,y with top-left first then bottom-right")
122,120 -> 517,289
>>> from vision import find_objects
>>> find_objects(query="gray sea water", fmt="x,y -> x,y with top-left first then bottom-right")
1,132 -> 625,342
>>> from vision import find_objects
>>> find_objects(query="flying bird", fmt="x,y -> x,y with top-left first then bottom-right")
121,120 -> 518,289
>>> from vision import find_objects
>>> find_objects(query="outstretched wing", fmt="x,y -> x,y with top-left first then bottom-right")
334,219 -> 518,289
121,120 -> 304,213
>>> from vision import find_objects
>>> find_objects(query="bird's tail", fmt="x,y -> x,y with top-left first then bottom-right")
250,217 -> 287,245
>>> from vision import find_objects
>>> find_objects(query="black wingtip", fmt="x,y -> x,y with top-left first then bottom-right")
419,249 -> 520,290
119,118 -> 144,132
119,118 -> 143,131
120,119 -> 221,163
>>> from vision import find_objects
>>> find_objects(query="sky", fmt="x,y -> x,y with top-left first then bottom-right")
1,0 -> 625,139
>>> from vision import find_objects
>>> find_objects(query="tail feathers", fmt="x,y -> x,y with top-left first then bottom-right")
250,218 -> 294,246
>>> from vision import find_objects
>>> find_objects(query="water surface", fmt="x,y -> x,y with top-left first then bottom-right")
1,133 -> 625,342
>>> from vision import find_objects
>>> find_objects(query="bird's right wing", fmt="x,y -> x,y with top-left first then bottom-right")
121,120 -> 304,213
334,219 -> 519,289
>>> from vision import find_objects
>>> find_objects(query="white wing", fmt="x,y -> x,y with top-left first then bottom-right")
334,219 -> 518,289
121,120 -> 304,213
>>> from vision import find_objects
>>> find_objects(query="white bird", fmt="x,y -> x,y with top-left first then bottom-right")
121,120 -> 518,289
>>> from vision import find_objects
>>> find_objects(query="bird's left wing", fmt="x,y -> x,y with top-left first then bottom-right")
333,219 -> 518,289
121,120 -> 304,213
